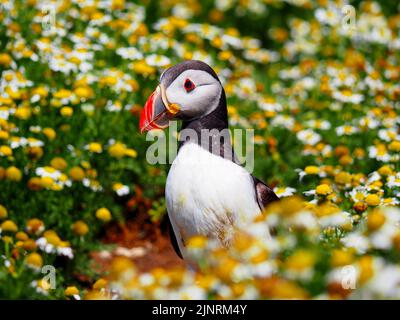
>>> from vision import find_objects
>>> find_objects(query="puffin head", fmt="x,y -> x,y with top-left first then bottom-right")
139,60 -> 224,132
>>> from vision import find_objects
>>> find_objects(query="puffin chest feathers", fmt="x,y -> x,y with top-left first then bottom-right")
166,142 -> 261,249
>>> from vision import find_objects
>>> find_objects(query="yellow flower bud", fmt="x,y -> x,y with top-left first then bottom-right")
5,166 -> 22,181
108,142 -> 126,158
43,127 -> 56,140
26,252 -> 43,269
26,218 -> 45,235
74,86 -> 93,99
95,208 -> 112,222
0,53 -> 12,66
60,106 -> 73,117
40,176 -> 54,189
0,131 -> 9,140
69,167 -> 85,181
14,107 -> 31,120
16,231 -> 28,241
44,230 -> 61,246
93,278 -> 107,290
0,204 -> 8,219
88,142 -> 102,153
1,220 -> 18,232
0,145 -> 12,156
72,220 -> 89,236
124,148 -> 137,158
65,286 -> 80,296
50,157 -> 67,171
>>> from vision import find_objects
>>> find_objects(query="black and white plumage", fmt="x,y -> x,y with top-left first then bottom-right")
140,60 -> 279,261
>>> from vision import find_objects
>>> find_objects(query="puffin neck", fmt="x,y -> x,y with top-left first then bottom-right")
179,90 -> 237,163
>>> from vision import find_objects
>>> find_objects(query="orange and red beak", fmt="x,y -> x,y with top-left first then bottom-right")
139,85 -> 180,133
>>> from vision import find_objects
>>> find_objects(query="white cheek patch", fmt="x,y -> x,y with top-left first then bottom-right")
165,70 -> 222,119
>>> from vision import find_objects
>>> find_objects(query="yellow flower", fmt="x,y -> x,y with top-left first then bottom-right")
358,256 -> 374,284
32,86 -> 48,98
40,176 -> 54,189
23,239 -> 38,251
1,220 -> 18,232
16,231 -> 28,241
96,208 -> 112,222
218,50 -> 233,61
334,172 -> 352,185
367,210 -> 386,231
186,235 -> 208,249
214,257 -> 237,282
0,204 -> 8,219
44,230 -> 61,246
0,130 -> 9,139
5,166 -> 22,181
110,257 -> 135,278
54,89 -> 72,99
124,148 -> 137,158
99,76 -> 118,86
0,53 -> 12,66
108,142 -> 126,158
69,166 -> 85,181
88,142 -> 103,153
72,220 -> 89,236
0,145 -> 12,156
339,155 -> 353,166
26,218 -> 45,235
316,184 -> 332,196
331,249 -> 354,267
27,146 -> 43,160
250,249 -> 269,264
392,233 -> 400,251
389,141 -> 400,152
43,127 -> 56,140
378,165 -> 392,176
60,106 -> 73,117
50,157 -> 67,171
353,201 -> 368,213
26,253 -> 43,269
365,194 -> 380,206
74,86 -> 93,99
131,61 -> 155,75
37,278 -> 51,291
304,166 -> 319,175
93,278 -> 107,290
84,290 -> 109,300
268,279 -> 309,299
65,286 -> 80,296
2,236 -> 13,244
14,107 -> 31,120
285,250 -> 316,270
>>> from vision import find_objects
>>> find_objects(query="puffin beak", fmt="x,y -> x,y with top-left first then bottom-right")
139,85 -> 180,133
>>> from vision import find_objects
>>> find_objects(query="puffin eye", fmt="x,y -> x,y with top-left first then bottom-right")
184,78 -> 195,92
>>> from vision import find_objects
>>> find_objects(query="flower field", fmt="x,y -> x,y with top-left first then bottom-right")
0,0 -> 400,299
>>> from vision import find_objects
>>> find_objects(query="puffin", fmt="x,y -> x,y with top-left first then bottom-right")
139,60 -> 279,261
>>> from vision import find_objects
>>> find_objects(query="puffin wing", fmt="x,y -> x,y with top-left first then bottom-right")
166,213 -> 183,259
252,175 -> 280,210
